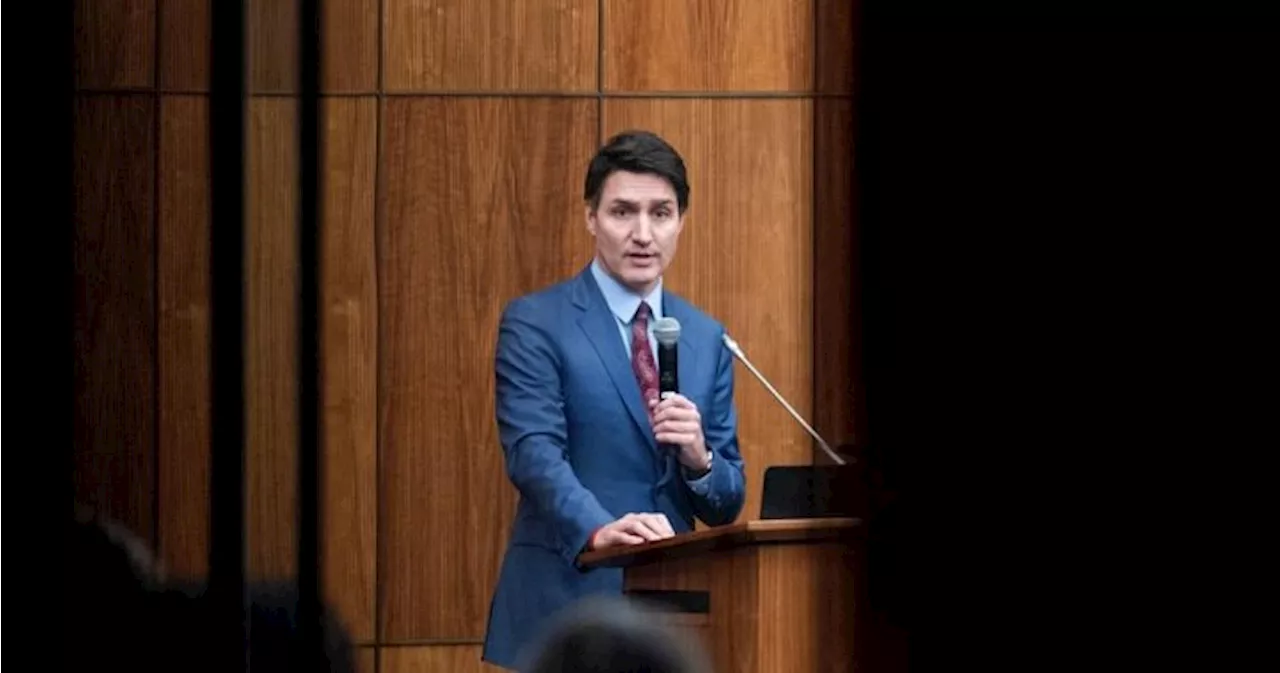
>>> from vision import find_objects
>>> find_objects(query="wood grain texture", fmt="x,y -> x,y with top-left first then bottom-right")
72,95 -> 157,541
321,97 -> 379,640
604,99 -> 813,524
616,537 -> 849,673
324,0 -> 379,91
160,0 -> 210,90
617,528 -> 857,672
74,0 -> 155,89
158,95 -> 212,578
166,0 -> 372,91
356,647 -> 376,673
585,518 -> 859,566
383,0 -> 597,91
378,97 -> 597,640
246,98 -> 299,579
604,0 -> 812,92
816,0 -> 856,94
813,99 -> 858,454
249,0 -> 298,93
754,544 -> 856,672
382,645 -> 507,673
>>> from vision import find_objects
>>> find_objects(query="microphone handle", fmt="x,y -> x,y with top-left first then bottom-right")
655,342 -> 680,455
657,341 -> 679,398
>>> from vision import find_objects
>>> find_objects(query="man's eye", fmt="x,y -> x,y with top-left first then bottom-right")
611,208 -> 629,217
653,210 -> 671,219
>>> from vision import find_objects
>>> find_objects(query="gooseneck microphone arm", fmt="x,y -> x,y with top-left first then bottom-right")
722,333 -> 848,466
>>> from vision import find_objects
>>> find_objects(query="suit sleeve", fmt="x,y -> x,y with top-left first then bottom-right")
494,299 -> 616,564
685,326 -> 747,526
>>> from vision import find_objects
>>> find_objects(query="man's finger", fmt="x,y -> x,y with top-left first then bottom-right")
611,531 -> 645,546
654,394 -> 695,413
655,432 -> 697,446
621,519 -> 665,541
653,406 -> 699,424
642,513 -> 675,537
655,420 -> 701,434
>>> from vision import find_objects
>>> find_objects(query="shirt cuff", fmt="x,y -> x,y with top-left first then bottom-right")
585,526 -> 604,551
683,462 -> 713,495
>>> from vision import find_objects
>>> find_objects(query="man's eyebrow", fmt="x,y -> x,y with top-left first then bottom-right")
608,197 -> 673,206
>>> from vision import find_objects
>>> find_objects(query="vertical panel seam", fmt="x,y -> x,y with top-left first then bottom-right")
597,0 -> 605,145
810,0 -> 820,465
373,0 -> 386,663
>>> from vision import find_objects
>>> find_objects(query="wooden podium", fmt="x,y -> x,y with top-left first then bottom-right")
579,518 -> 861,672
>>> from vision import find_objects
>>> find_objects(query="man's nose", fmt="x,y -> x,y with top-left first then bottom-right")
632,216 -> 654,244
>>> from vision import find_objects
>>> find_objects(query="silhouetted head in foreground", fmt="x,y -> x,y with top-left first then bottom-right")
519,596 -> 712,673
63,508 -> 355,673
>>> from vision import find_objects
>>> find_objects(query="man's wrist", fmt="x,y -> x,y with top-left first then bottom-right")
682,446 -> 713,477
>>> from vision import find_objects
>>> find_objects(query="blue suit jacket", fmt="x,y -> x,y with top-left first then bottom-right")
481,265 -> 747,669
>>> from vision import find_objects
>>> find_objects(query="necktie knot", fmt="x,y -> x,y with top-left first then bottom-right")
634,301 -> 652,324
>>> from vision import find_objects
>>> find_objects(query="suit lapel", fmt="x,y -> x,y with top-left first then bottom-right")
574,271 -> 657,450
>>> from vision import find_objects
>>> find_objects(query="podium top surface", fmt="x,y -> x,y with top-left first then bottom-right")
578,517 -> 860,568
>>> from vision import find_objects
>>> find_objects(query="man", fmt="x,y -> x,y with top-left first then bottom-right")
482,130 -> 747,669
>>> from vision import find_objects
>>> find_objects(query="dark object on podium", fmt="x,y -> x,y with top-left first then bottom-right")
760,464 -> 860,520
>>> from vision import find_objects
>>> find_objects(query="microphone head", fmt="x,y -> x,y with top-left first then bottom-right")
722,333 -> 743,356
653,317 -> 681,346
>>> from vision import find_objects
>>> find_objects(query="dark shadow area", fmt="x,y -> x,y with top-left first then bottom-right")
62,511 -> 356,673
857,0 -> 1273,668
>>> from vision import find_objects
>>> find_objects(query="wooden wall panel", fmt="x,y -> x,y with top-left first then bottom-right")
382,645 -> 506,673
356,647 -> 377,673
603,99 -> 814,523
379,97 -> 597,640
324,0 -> 379,92
813,99 -> 858,453
322,97 -> 380,640
248,0 -> 378,92
157,95 -> 212,577
246,98 -> 300,579
383,0 -> 598,91
74,0 -> 155,89
249,0 -> 299,93
72,96 -> 157,541
604,0 -> 812,92
816,0 -> 856,94
160,0 -> 210,91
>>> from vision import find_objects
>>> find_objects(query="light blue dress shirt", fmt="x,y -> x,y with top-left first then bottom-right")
589,259 -> 712,492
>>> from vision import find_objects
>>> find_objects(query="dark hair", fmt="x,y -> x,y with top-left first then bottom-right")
584,130 -> 690,213
520,596 -> 712,673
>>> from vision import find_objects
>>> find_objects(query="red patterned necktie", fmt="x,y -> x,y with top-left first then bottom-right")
631,302 -> 660,418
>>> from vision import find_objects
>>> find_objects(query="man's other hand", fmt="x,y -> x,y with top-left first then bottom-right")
590,512 -> 675,550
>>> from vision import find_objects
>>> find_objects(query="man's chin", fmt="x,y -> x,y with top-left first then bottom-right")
622,271 -> 659,292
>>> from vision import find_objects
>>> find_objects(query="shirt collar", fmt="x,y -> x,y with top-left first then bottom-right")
590,257 -> 663,324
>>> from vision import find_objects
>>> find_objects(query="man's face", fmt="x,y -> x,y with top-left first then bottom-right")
586,170 -> 685,295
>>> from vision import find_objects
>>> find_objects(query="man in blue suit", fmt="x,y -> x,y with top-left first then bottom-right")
481,130 -> 747,669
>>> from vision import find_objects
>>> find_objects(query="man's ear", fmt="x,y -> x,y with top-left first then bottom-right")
584,205 -> 597,236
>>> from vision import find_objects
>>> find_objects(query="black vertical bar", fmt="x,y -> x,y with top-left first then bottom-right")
210,0 -> 247,671
299,0 -> 324,669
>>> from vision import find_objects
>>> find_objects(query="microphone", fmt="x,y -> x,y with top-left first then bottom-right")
653,317 -> 681,399
721,333 -> 848,466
